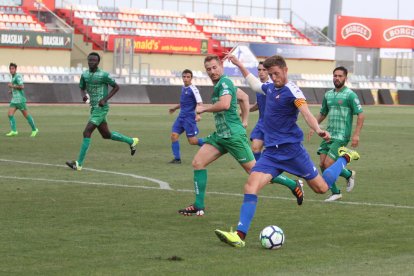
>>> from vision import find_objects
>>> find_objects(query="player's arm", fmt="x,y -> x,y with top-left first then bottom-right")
197,94 -> 231,114
250,102 -> 258,112
224,53 -> 264,94
99,74 -> 119,106
351,112 -> 364,147
297,99 -> 330,141
195,103 -> 202,122
79,75 -> 89,102
169,104 -> 181,114
307,113 -> 327,141
237,88 -> 249,128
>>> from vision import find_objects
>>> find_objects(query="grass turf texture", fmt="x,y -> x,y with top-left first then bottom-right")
0,105 -> 413,275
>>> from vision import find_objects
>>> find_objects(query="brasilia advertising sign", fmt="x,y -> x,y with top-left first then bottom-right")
0,31 -> 73,49
336,15 -> 414,49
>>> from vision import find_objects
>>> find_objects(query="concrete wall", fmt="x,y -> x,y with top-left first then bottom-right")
1,82 -> 410,105
0,48 -> 71,67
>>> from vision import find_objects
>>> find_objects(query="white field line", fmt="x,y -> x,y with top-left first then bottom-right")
0,159 -> 172,190
1,159 -> 413,210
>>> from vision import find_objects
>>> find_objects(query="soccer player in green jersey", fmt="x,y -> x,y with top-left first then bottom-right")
178,55 -> 303,216
6,62 -> 38,137
308,66 -> 364,201
65,52 -> 139,171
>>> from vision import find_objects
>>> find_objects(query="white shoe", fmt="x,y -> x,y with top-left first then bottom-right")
325,193 -> 342,202
346,170 -> 356,192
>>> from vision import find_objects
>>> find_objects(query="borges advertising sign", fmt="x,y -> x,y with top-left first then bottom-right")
336,15 -> 414,48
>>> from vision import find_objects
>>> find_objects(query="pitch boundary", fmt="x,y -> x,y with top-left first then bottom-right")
1,159 -> 413,210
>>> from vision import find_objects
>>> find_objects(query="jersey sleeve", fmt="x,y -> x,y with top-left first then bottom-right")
349,92 -> 363,115
103,72 -> 117,87
191,85 -> 203,103
79,74 -> 86,90
15,74 -> 24,85
219,78 -> 236,97
320,94 -> 329,115
286,82 -> 306,108
261,83 -> 270,94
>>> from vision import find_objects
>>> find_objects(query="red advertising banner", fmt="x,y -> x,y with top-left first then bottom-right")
336,15 -> 414,48
107,36 -> 209,55
23,0 -> 55,11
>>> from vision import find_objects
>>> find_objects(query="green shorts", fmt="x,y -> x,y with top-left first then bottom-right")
89,106 -> 109,126
204,132 -> 254,164
317,139 -> 349,160
9,102 -> 27,110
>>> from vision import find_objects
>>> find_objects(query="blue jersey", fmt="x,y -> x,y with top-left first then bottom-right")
261,81 -> 306,147
256,80 -> 270,120
179,84 -> 202,118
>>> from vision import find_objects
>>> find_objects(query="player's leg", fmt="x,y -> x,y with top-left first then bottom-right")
170,132 -> 181,163
66,122 -> 97,170
170,118 -> 183,163
184,117 -> 204,147
251,138 -> 263,161
21,108 -> 38,137
96,114 -> 138,156
178,137 -> 223,216
6,106 -> 18,136
215,171 -> 273,247
320,153 -> 342,201
308,147 -> 360,193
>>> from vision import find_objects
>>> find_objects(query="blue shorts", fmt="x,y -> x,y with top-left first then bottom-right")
252,143 -> 319,180
250,120 -> 265,141
172,116 -> 199,137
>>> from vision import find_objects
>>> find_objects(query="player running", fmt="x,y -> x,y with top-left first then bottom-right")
168,69 -> 204,164
6,62 -> 38,137
66,52 -> 139,171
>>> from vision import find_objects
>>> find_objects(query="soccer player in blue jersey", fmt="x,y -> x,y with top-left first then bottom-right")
6,62 -> 38,137
214,54 -> 360,247
249,61 -> 271,160
178,55 -> 303,217
308,66 -> 364,201
65,52 -> 139,171
169,69 -> 204,164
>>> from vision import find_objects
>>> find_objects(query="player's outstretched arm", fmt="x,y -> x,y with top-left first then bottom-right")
169,104 -> 181,114
307,113 -> 326,141
298,102 -> 330,141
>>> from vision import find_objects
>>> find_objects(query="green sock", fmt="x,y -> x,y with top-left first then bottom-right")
271,174 -> 297,190
340,168 -> 352,179
8,115 -> 16,131
77,138 -> 91,167
330,183 -> 340,194
26,115 -> 37,131
194,169 -> 207,209
111,131 -> 133,145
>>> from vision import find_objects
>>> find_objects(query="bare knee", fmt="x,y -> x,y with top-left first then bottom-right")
192,157 -> 205,170
188,137 -> 199,145
171,133 -> 179,142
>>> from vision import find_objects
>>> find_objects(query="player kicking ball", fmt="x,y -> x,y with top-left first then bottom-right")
66,52 -> 139,171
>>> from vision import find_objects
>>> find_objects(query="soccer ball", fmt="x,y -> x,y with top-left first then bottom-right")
259,225 -> 285,249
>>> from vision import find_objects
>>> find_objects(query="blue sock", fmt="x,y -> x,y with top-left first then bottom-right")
172,141 -> 180,160
197,138 -> 204,147
253,152 -> 261,161
322,157 -> 347,188
236,194 -> 258,236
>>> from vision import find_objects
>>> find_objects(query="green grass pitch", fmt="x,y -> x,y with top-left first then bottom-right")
0,104 -> 413,275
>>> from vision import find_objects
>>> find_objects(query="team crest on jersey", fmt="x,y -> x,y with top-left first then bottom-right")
338,99 -> 343,104
275,94 -> 280,99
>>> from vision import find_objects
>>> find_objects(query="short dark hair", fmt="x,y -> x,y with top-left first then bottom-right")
182,69 -> 193,78
9,62 -> 17,69
333,66 -> 348,76
88,52 -> 101,62
263,55 -> 287,70
204,54 -> 220,64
